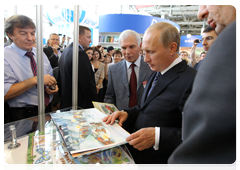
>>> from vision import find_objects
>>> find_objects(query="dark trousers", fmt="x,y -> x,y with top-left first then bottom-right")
7,104 -> 52,123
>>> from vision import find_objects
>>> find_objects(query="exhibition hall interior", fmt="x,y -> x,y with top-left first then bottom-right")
3,5 -> 236,166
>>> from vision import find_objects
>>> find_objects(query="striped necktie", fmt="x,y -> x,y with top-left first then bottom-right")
147,72 -> 161,98
25,52 -> 50,106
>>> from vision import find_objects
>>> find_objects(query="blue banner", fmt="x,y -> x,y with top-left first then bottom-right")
180,35 -> 203,47
99,14 -> 180,34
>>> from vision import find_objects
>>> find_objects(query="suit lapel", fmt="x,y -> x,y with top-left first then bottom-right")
121,61 -> 129,90
141,61 -> 186,109
141,72 -> 156,106
137,57 -> 149,91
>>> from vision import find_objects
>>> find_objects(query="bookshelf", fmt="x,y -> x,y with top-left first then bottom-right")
98,32 -> 121,49
98,32 -> 144,49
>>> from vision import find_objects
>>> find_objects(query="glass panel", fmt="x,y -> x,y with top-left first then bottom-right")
4,106 -> 82,143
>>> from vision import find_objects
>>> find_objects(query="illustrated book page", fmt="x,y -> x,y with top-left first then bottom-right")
50,108 -> 130,156
92,101 -> 119,115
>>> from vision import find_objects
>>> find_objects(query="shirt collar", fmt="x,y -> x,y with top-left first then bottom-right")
11,42 -> 35,57
125,55 -> 141,68
161,57 -> 182,75
79,44 -> 84,50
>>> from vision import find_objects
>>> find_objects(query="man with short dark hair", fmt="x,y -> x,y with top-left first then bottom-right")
107,46 -> 114,55
193,51 -> 206,69
107,46 -> 114,63
79,26 -> 92,50
168,5 -> 236,164
57,25 -> 97,109
103,22 -> 197,164
4,15 -> 58,122
190,25 -> 218,70
179,51 -> 190,65
43,33 -> 62,68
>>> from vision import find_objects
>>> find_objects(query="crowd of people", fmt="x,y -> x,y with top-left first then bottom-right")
4,5 -> 236,164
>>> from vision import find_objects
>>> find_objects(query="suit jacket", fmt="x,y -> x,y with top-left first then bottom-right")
195,59 -> 203,70
124,60 -> 197,164
43,46 -> 59,68
104,57 -> 153,110
168,21 -> 236,164
57,43 -> 97,109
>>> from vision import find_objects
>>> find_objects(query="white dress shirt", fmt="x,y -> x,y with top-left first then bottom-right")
125,55 -> 141,83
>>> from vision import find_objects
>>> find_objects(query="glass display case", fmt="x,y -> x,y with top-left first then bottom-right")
4,107 -> 135,164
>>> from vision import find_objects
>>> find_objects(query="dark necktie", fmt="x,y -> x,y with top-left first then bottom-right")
25,52 -> 50,106
129,63 -> 137,107
147,72 -> 161,98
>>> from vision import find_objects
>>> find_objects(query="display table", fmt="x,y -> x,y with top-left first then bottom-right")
4,107 -> 134,164
4,135 -> 29,164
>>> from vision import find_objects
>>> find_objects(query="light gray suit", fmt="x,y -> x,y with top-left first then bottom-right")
104,56 -> 153,110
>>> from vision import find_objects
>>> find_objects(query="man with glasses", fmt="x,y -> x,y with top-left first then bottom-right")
43,33 -> 62,68
190,26 -> 218,70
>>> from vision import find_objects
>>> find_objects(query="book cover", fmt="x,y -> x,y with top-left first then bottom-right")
92,101 -> 119,115
50,108 -> 130,156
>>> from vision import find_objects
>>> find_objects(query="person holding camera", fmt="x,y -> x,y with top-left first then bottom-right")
43,33 -> 63,68
190,26 -> 217,70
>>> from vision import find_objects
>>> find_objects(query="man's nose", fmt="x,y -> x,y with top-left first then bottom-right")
26,33 -> 33,40
198,5 -> 209,20
144,53 -> 149,62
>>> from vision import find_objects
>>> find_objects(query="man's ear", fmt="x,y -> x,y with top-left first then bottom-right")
169,42 -> 177,55
6,33 -> 12,41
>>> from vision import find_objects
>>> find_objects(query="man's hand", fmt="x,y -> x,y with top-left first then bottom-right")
52,44 -> 60,55
126,127 -> 155,151
102,111 -> 128,126
46,84 -> 59,95
43,75 -> 57,86
193,38 -> 200,46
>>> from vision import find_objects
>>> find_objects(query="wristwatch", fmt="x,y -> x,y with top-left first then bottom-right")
97,85 -> 101,87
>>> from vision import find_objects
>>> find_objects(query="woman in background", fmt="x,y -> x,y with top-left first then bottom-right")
90,47 -> 105,102
84,47 -> 94,72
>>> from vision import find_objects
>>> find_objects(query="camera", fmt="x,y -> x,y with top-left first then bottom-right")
49,85 -> 55,90
195,39 -> 201,43
57,45 -> 62,50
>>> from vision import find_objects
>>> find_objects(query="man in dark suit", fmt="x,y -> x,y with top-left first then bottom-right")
103,22 -> 197,164
43,33 -> 63,68
104,30 -> 153,111
168,5 -> 236,164
57,26 -> 97,109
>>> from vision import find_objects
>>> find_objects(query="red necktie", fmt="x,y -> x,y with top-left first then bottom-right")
25,52 -> 50,106
129,63 -> 137,107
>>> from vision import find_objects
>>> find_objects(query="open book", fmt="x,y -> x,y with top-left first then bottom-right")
50,108 -> 130,157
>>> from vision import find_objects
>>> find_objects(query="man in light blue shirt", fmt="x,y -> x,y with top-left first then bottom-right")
4,15 -> 58,122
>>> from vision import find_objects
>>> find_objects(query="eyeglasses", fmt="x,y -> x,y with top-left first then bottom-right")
50,39 -> 59,41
